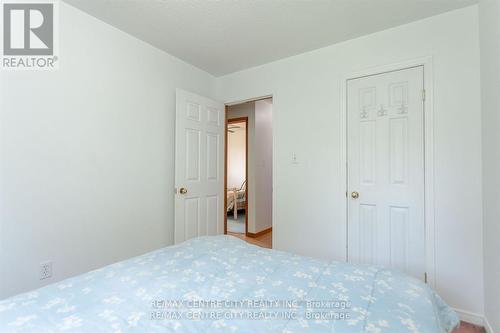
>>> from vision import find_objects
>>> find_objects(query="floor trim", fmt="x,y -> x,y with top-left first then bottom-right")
484,317 -> 495,333
454,308 -> 487,328
247,227 -> 272,238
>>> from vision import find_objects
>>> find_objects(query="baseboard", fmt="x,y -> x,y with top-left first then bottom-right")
454,308 -> 486,327
247,227 -> 272,238
484,316 -> 495,333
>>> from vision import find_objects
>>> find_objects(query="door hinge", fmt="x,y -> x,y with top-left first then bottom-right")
424,272 -> 428,283
422,89 -> 426,102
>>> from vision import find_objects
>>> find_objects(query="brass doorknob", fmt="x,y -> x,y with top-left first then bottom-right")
179,187 -> 188,195
351,191 -> 359,199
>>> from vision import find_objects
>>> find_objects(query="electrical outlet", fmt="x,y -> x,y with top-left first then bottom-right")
40,261 -> 52,280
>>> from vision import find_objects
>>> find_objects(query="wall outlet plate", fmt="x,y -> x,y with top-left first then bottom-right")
40,261 -> 52,280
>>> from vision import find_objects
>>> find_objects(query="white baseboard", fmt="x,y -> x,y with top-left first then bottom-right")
453,308 -> 496,333
453,308 -> 485,327
484,316 -> 495,333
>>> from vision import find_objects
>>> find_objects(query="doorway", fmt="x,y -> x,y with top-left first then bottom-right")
173,90 -> 273,248
224,98 -> 273,248
226,117 -> 248,235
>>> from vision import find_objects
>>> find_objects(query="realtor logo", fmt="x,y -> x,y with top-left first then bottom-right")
1,0 -> 59,70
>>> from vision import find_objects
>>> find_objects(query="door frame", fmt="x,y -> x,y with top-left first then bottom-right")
224,115 -> 249,236
222,95 -> 275,247
340,56 -> 436,287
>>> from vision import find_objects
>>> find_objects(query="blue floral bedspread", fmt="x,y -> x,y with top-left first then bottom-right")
0,235 -> 458,332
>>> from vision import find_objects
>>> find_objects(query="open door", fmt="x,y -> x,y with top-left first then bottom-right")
175,89 -> 225,244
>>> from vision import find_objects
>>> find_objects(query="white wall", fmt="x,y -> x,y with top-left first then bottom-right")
216,6 -> 483,316
227,124 -> 246,190
0,2 -> 215,299
254,100 -> 273,232
479,0 -> 500,332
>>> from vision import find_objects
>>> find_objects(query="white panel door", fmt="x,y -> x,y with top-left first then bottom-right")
175,89 -> 224,244
347,67 -> 425,280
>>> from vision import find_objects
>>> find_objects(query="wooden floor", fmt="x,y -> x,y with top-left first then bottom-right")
452,322 -> 486,333
227,230 -> 272,249
227,232 -> 485,333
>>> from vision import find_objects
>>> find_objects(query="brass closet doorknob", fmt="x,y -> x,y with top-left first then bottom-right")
351,191 -> 359,199
179,187 -> 188,194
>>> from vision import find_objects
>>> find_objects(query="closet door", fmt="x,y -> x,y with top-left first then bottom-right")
347,67 -> 425,281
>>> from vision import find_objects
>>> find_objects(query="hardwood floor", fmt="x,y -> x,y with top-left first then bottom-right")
227,230 -> 272,249
452,322 -> 486,333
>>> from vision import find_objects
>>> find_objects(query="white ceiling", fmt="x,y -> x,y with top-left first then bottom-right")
64,0 -> 477,76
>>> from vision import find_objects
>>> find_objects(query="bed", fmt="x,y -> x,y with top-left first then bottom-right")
227,181 -> 246,219
0,236 -> 459,332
